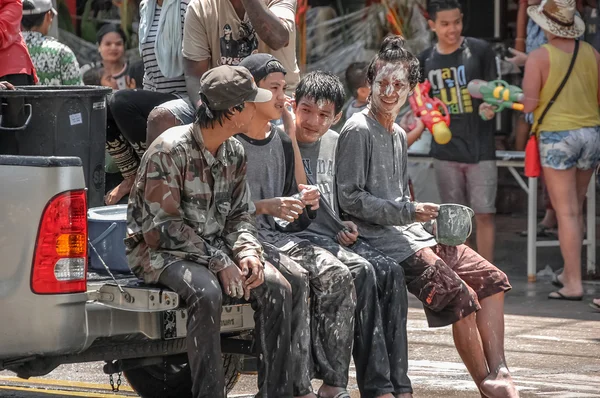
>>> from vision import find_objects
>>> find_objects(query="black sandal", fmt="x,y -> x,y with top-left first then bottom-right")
548,291 -> 583,301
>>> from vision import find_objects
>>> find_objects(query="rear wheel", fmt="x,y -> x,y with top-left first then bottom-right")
123,354 -> 242,398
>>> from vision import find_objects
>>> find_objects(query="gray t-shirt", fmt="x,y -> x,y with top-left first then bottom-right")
335,111 -> 436,263
236,127 -> 314,251
345,98 -> 368,121
297,130 -> 346,239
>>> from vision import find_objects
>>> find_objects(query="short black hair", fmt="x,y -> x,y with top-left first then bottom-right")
195,93 -> 245,129
83,67 -> 103,86
21,0 -> 47,30
427,0 -> 462,21
366,35 -> 421,92
294,71 -> 345,115
345,62 -> 369,97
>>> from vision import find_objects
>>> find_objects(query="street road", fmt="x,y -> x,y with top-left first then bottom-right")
1,278 -> 598,398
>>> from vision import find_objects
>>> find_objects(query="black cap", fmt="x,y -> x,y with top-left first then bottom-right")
199,65 -> 272,111
239,54 -> 287,83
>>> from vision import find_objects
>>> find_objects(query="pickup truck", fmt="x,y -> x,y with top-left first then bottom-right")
0,155 -> 257,397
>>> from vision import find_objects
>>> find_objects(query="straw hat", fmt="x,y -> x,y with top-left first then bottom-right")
527,0 -> 585,39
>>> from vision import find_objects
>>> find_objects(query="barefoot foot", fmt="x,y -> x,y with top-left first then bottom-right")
105,175 -> 135,205
480,368 -> 519,398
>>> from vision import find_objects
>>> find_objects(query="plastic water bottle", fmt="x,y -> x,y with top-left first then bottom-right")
273,192 -> 302,228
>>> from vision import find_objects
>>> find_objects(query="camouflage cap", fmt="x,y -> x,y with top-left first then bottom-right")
200,65 -> 272,111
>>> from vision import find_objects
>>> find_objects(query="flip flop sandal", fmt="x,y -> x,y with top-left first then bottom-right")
590,301 -> 600,312
551,273 -> 564,288
548,291 -> 583,301
317,392 -> 351,398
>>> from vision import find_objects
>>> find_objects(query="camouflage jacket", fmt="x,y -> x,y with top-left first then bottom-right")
125,123 -> 263,284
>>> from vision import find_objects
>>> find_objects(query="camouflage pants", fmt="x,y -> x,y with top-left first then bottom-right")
306,236 -> 413,397
283,242 -> 356,388
159,260 -> 293,398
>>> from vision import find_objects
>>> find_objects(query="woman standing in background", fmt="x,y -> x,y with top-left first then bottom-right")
522,0 -> 600,302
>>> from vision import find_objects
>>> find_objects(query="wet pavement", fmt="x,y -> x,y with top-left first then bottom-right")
236,213 -> 600,397
0,214 -> 598,397
229,277 -> 600,398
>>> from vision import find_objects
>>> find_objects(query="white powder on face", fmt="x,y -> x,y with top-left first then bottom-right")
370,62 -> 410,116
311,99 -> 333,126
384,84 -> 394,97
316,99 -> 328,109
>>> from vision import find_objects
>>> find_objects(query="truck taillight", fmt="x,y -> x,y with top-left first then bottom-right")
32,190 -> 88,294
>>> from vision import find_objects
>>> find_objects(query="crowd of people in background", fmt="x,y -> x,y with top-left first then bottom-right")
1,0 -> 599,396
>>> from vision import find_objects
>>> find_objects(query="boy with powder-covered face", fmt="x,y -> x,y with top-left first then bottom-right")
292,71 -> 414,398
335,36 -> 519,398
345,61 -> 426,147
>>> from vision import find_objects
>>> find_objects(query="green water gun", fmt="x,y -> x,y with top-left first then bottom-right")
467,79 -> 525,113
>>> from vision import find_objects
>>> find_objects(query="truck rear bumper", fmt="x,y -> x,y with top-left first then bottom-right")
84,282 -> 256,345
84,302 -> 255,346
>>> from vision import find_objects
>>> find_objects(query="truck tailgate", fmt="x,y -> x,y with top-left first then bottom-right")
0,156 -> 89,358
85,275 -> 255,341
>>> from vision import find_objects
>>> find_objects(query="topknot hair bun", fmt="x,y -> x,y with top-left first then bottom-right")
379,35 -> 406,53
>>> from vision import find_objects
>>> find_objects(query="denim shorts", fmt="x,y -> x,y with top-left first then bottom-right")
539,126 -> 600,170
157,98 -> 195,125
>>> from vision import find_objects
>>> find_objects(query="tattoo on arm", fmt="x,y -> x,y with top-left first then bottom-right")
240,0 -> 289,50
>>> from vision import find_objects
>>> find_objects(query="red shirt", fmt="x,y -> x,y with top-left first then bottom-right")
0,0 -> 38,82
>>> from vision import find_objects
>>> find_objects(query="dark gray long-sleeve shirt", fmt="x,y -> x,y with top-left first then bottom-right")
236,127 -> 315,251
335,111 -> 436,262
